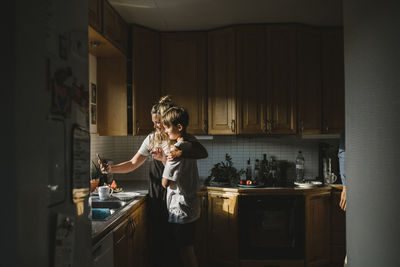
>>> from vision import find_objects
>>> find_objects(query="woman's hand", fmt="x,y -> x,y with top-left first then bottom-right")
340,186 -> 347,211
151,147 -> 166,162
98,160 -> 111,174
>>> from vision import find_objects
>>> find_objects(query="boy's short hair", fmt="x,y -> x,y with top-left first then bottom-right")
162,107 -> 189,130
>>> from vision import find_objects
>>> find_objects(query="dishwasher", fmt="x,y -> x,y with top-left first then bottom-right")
92,230 -> 114,267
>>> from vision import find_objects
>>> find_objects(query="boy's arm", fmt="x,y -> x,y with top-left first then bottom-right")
168,137 -> 208,160
161,178 -> 170,189
162,159 -> 181,187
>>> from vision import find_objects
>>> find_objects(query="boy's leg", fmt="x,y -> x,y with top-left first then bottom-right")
180,245 -> 198,267
171,220 -> 198,267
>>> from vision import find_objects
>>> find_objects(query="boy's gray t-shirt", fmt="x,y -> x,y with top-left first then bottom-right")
162,140 -> 201,224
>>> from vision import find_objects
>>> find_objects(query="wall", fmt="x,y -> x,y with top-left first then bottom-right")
344,0 -> 400,266
91,135 -> 330,183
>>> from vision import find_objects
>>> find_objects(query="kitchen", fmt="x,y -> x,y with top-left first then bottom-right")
4,0 -> 400,267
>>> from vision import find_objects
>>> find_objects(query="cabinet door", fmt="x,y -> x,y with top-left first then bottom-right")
113,218 -> 133,267
236,26 -> 266,134
132,25 -> 161,135
305,192 -> 331,267
208,192 -> 239,266
103,0 -> 127,54
322,29 -> 344,134
88,0 -> 102,32
266,26 -> 297,134
208,28 -> 236,134
194,191 -> 209,267
97,56 -> 127,136
297,26 -> 322,134
161,32 -> 207,135
330,189 -> 346,267
131,202 -> 148,267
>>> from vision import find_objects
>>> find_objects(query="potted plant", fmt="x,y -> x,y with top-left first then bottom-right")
205,154 -> 245,186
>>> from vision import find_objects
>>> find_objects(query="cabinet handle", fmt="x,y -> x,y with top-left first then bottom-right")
130,219 -> 136,237
204,120 -> 208,133
263,120 -> 267,133
268,120 -> 273,134
216,195 -> 229,199
231,119 -> 235,133
325,121 -> 329,133
300,120 -> 304,133
136,120 -> 140,135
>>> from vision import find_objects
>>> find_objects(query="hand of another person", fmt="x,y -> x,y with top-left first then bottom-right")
167,148 -> 183,161
340,186 -> 347,211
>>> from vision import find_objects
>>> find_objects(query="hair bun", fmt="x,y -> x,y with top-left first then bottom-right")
159,95 -> 172,104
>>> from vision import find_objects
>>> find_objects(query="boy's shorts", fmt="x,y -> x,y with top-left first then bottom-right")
168,220 -> 197,248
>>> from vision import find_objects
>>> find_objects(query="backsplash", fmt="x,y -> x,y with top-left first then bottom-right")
91,135 -> 335,183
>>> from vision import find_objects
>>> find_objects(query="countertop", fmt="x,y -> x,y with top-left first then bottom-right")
91,180 -> 148,244
91,180 -> 343,243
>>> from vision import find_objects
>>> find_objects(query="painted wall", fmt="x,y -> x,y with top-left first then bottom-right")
344,0 -> 400,266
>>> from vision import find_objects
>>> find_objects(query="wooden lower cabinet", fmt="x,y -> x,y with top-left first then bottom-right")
240,259 -> 304,267
208,191 -> 239,267
113,201 -> 148,267
195,191 -> 209,267
113,217 -> 133,267
305,192 -> 331,267
204,188 -> 335,267
330,187 -> 346,267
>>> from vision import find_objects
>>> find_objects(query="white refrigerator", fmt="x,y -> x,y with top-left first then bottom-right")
12,0 -> 92,266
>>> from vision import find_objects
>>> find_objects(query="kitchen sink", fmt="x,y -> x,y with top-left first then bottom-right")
90,197 -> 128,220
91,199 -> 127,209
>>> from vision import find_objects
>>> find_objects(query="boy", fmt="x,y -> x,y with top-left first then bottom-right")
161,106 -> 201,267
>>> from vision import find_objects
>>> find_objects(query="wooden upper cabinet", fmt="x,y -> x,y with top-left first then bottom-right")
208,192 -> 239,266
88,0 -> 102,32
132,25 -> 161,135
236,26 -> 266,134
208,28 -> 236,135
266,25 -> 297,134
322,29 -> 344,134
97,56 -> 127,136
297,26 -> 322,134
103,0 -> 128,54
161,32 -> 207,135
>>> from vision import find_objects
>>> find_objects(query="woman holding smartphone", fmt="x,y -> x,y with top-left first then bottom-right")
99,95 -> 207,267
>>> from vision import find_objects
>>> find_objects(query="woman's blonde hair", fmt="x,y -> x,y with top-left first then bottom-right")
149,95 -> 175,149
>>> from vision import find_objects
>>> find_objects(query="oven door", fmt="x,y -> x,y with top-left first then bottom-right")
238,195 -> 304,260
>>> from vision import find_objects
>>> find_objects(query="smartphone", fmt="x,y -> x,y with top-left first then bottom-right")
96,153 -> 107,167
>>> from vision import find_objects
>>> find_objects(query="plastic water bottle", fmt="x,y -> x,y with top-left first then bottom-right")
295,151 -> 305,182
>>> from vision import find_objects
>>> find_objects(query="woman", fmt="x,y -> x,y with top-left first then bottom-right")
99,95 -> 207,267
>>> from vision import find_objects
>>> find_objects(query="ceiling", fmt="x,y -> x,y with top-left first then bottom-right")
109,0 -> 343,31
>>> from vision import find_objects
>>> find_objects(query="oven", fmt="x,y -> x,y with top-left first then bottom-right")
238,195 -> 304,260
